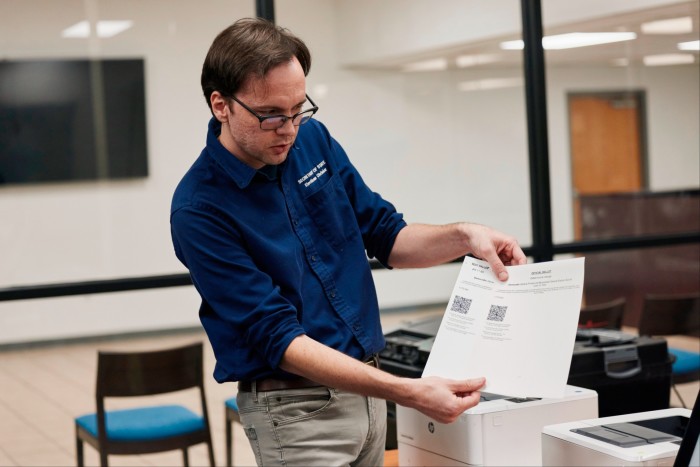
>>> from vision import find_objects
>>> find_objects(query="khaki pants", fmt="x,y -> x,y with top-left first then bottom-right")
237,384 -> 387,466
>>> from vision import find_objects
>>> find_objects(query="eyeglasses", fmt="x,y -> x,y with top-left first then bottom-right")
228,94 -> 318,130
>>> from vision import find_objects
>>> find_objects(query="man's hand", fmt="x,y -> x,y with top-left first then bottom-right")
397,376 -> 485,424
462,223 -> 527,281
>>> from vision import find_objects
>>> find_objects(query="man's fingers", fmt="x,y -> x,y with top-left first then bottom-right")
454,377 -> 486,393
483,250 -> 509,281
502,243 -> 527,266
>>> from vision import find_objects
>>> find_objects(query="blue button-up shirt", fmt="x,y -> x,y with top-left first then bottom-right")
171,118 -> 406,382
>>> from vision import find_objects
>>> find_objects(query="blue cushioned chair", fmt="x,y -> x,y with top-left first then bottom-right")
224,397 -> 241,467
639,293 -> 700,409
74,342 -> 215,466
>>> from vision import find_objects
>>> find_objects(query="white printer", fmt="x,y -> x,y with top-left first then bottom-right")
397,385 -> 598,466
541,408 -> 692,466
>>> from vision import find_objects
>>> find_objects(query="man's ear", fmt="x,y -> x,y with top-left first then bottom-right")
210,91 -> 228,123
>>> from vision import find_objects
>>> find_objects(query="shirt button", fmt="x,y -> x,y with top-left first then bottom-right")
292,219 -> 298,226
311,255 -> 317,262
330,290 -> 336,298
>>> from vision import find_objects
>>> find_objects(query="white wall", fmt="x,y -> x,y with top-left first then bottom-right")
0,0 -> 256,344
0,0 -> 697,344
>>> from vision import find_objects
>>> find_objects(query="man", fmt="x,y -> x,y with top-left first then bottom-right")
171,17 -> 527,466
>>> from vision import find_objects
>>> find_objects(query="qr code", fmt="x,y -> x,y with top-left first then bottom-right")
450,296 -> 472,314
487,305 -> 508,321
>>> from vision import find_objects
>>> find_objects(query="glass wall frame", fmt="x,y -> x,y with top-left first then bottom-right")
0,0 -> 698,342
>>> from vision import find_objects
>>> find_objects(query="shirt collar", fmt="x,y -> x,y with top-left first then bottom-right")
256,164 -> 279,181
205,117 -> 258,189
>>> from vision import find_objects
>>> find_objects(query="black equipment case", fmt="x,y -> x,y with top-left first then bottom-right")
569,328 -> 673,417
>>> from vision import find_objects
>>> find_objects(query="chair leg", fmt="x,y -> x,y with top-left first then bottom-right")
207,438 -> 216,467
76,436 -> 84,467
672,384 -> 688,408
226,418 -> 233,467
99,450 -> 108,467
182,447 -> 190,467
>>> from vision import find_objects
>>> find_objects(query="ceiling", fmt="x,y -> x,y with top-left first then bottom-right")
352,2 -> 700,71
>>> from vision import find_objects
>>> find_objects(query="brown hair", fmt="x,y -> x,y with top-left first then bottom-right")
201,18 -> 312,111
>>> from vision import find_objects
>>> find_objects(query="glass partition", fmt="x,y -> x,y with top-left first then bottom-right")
277,0 -> 530,245
276,0 -> 530,310
0,0 -> 255,288
542,1 -> 700,243
0,0 -> 531,290
558,243 -> 700,328
2,0 -> 696,344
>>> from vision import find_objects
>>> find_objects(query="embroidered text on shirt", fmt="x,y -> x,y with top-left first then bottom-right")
296,160 -> 328,188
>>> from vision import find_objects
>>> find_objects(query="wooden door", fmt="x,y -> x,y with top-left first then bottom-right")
568,91 -> 647,317
568,92 -> 645,239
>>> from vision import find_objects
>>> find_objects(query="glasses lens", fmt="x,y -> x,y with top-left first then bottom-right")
260,116 -> 286,130
293,110 -> 315,126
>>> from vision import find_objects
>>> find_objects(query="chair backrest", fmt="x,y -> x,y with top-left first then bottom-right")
88,341 -> 213,464
638,293 -> 700,338
96,342 -> 204,398
579,297 -> 626,329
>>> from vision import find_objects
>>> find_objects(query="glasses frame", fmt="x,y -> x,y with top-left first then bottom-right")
228,93 -> 318,131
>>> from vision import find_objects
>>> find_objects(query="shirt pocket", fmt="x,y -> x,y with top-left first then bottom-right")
304,174 -> 357,249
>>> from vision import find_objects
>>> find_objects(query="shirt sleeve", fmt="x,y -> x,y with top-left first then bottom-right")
171,204 -> 306,369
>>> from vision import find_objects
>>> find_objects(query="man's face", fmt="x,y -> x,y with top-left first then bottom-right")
212,57 -> 308,169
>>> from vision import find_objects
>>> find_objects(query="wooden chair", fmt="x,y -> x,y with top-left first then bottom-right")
638,292 -> 700,408
578,297 -> 626,329
75,342 -> 215,466
224,397 -> 241,467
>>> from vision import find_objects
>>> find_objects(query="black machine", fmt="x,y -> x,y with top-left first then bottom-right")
570,328 -> 673,417
379,315 -> 674,449
379,316 -> 440,379
380,317 -> 440,449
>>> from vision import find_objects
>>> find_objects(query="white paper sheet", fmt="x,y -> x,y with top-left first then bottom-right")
422,256 -> 585,398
